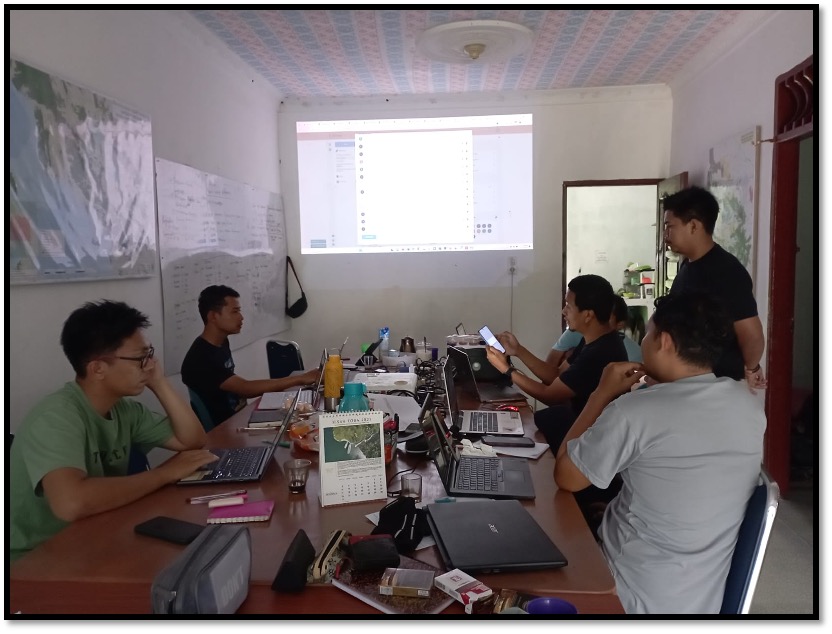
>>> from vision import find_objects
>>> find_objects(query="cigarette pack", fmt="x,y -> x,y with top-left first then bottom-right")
434,568 -> 493,613
378,567 -> 435,598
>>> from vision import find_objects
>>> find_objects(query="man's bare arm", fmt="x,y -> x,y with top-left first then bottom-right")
41,450 -> 218,522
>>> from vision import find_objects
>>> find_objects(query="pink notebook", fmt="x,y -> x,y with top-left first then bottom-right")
206,500 -> 274,524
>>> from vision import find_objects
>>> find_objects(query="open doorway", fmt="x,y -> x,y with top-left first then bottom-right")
563,181 -> 659,342
563,176 -> 687,341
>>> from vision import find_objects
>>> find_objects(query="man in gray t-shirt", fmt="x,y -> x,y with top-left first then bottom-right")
554,292 -> 766,614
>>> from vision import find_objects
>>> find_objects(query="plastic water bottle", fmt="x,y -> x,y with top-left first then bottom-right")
379,326 -> 390,358
339,382 -> 369,412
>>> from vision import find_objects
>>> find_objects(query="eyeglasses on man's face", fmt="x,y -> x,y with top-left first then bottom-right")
113,346 -> 155,369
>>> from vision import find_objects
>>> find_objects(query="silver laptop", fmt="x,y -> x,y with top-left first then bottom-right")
178,389 -> 301,485
250,349 -> 326,424
442,359 -> 523,436
447,345 -> 526,403
425,499 -> 567,573
419,409 -> 535,500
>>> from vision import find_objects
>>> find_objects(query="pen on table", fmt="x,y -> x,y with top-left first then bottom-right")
237,426 -> 280,432
188,489 -> 247,504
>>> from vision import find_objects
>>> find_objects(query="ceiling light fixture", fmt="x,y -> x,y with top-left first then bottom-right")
416,20 -> 534,64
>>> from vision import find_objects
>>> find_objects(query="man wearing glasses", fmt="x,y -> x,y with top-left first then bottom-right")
9,300 -> 217,560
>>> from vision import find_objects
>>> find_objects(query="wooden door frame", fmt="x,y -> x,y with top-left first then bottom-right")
764,55 -> 814,496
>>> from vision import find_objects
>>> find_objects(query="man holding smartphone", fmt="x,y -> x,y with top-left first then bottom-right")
486,274 -> 627,535
486,275 -> 627,431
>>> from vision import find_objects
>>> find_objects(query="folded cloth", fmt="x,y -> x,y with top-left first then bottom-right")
460,439 -> 497,457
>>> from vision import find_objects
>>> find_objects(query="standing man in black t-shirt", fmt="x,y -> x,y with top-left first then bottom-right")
181,285 -> 320,429
662,186 -> 766,392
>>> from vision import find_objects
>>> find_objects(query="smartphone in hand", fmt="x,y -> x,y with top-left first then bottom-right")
478,325 -> 506,353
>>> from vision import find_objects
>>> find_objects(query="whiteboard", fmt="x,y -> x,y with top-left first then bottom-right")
155,158 -> 289,375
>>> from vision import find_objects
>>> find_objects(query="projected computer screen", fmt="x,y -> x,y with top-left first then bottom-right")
296,113 -> 533,254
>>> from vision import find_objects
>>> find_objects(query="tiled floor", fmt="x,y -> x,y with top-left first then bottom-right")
749,478 -> 816,615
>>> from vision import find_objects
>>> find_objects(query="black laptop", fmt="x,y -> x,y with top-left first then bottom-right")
447,345 -> 526,403
425,499 -> 568,574
443,359 -> 523,436
419,409 -> 535,500
178,389 -> 301,485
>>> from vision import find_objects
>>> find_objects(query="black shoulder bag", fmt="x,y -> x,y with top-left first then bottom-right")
285,256 -> 308,318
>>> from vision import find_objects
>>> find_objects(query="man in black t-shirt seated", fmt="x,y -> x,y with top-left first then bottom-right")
486,274 -> 627,535
181,285 -> 320,430
486,274 -> 627,448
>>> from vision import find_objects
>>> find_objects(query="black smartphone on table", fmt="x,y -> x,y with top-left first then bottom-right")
481,435 -> 535,448
134,516 -> 204,545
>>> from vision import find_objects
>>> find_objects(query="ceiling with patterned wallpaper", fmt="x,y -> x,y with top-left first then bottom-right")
187,9 -> 769,99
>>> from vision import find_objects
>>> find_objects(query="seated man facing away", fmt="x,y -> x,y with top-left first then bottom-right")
9,301 -> 217,560
554,292 -> 766,614
181,285 -> 320,428
611,295 -> 643,363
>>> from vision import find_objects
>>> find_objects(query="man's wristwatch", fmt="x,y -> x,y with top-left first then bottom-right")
504,366 -> 518,380
745,364 -> 761,373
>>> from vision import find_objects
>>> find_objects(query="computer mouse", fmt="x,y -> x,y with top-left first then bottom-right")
496,404 -> 520,412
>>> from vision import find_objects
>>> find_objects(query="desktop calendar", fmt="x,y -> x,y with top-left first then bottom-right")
318,411 -> 387,507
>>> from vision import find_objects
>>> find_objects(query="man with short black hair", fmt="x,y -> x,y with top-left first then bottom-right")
181,285 -> 319,428
555,292 -> 766,613
662,185 -> 766,391
9,301 -> 216,560
487,274 -> 627,428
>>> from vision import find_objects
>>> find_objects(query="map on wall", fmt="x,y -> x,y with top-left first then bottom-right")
8,58 -> 157,284
706,127 -> 760,284
155,158 -> 289,376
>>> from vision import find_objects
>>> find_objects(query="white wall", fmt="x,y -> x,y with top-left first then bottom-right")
277,88 -> 672,369
668,9 -> 815,370
8,9 -> 284,431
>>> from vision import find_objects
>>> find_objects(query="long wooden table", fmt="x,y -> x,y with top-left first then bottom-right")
9,389 -> 622,615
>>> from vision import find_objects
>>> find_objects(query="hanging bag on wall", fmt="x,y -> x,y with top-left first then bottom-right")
285,256 -> 308,318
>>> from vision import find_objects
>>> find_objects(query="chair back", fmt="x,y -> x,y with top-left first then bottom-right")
128,446 -> 150,474
266,340 -> 304,379
720,468 -> 780,614
188,388 -> 216,432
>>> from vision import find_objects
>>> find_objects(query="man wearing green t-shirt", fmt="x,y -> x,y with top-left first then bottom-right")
9,301 -> 217,561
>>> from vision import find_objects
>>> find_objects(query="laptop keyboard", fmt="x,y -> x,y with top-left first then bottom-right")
456,457 -> 500,491
468,411 -> 499,433
207,446 -> 267,480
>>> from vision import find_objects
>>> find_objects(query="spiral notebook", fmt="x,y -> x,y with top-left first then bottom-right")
206,500 -> 275,524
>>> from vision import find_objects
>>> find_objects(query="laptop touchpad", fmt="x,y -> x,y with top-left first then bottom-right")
504,470 -> 527,484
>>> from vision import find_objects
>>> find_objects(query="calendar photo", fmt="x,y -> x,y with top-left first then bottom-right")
318,411 -> 387,507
